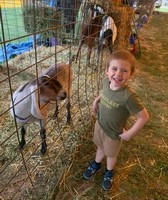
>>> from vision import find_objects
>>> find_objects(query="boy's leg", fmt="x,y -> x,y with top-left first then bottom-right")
102,137 -> 122,191
102,157 -> 117,191
95,147 -> 105,163
106,156 -> 117,171
83,146 -> 104,180
83,121 -> 104,180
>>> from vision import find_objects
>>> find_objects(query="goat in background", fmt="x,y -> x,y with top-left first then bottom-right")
75,3 -> 117,66
10,56 -> 74,155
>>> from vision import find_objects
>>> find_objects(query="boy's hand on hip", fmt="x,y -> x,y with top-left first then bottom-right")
119,131 -> 132,141
92,102 -> 99,113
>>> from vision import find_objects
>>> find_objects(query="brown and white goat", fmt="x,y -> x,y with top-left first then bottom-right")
75,13 -> 104,65
76,3 -> 117,66
10,57 -> 74,154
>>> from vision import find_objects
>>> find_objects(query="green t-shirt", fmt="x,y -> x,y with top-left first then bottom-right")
98,77 -> 144,140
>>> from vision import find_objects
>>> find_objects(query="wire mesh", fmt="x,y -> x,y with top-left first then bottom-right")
0,0 -> 154,199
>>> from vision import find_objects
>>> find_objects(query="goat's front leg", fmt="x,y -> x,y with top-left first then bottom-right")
40,128 -> 47,155
98,37 -> 103,53
53,101 -> 58,119
106,37 -> 113,54
87,47 -> 92,67
19,126 -> 26,150
66,99 -> 71,124
76,42 -> 82,63
104,29 -> 113,53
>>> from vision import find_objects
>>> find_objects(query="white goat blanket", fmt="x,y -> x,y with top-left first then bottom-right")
99,16 -> 117,44
10,83 -> 49,124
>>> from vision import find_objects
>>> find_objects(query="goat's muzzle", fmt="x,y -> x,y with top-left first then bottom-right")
57,91 -> 67,100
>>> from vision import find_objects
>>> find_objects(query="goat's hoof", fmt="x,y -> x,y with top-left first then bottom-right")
19,141 -> 26,150
52,113 -> 58,119
41,143 -> 47,155
66,116 -> 72,124
53,110 -> 59,119
41,148 -> 47,155
67,120 -> 72,125
41,149 -> 46,155
93,67 -> 98,71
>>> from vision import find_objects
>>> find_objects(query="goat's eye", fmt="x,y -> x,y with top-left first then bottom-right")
44,82 -> 49,86
41,77 -> 50,86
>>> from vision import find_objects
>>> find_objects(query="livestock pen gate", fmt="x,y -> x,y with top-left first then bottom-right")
0,0 -> 144,199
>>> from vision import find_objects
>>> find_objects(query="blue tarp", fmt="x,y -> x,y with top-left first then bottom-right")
0,35 -> 57,63
0,0 -> 60,63
0,38 -> 33,63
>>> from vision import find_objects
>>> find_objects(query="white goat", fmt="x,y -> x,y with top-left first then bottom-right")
10,56 -> 74,154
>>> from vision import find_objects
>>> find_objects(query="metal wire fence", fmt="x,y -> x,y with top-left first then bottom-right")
0,0 -> 152,199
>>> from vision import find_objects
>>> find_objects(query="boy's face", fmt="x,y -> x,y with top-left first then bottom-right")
106,59 -> 133,90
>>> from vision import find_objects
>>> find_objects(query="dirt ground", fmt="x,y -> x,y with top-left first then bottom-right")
53,12 -> 168,200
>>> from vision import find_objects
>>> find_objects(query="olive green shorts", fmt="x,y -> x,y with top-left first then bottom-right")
93,120 -> 122,158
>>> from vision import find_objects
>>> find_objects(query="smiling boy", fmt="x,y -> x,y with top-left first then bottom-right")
83,50 -> 150,190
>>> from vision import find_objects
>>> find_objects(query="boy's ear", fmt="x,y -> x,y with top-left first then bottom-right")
130,72 -> 134,78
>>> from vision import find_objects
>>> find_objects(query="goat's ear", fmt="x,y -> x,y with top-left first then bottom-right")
40,76 -> 50,86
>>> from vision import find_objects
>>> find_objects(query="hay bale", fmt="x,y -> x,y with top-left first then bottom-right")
114,5 -> 134,50
22,0 -> 82,40
22,4 -> 66,40
82,1 -> 133,50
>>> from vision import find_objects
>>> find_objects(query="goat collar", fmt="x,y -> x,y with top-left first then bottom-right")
14,113 -> 31,121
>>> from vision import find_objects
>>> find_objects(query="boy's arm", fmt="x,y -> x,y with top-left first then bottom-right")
119,108 -> 150,141
93,95 -> 101,113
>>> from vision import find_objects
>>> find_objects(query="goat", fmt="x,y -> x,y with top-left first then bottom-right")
75,4 -> 117,66
75,13 -> 105,65
10,56 -> 74,155
98,15 -> 117,55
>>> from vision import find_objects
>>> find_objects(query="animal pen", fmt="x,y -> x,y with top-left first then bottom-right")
0,0 -> 155,199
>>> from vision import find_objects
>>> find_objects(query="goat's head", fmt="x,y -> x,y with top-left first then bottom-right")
85,3 -> 105,18
39,75 -> 67,102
